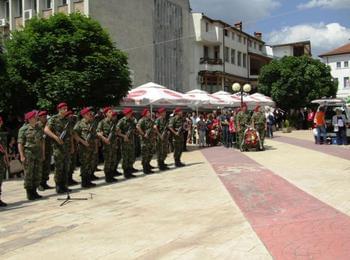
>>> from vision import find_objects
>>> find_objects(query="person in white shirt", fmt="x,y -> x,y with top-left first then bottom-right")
332,109 -> 347,145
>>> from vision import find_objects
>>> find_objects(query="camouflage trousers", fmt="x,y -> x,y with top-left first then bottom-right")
53,147 -> 70,187
237,129 -> 246,150
156,136 -> 168,162
41,146 -> 52,183
257,127 -> 266,146
79,145 -> 94,180
141,140 -> 154,166
173,135 -> 184,162
93,146 -> 99,171
121,141 -> 135,171
0,159 -> 5,195
103,144 -> 118,175
114,144 -> 122,171
69,150 -> 77,177
23,149 -> 42,190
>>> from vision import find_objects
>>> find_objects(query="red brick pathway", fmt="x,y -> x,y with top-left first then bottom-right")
202,147 -> 350,260
273,135 -> 350,161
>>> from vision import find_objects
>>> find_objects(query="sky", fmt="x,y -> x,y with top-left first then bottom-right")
189,0 -> 350,56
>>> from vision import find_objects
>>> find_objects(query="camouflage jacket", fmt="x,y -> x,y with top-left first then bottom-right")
47,114 -> 71,150
169,116 -> 184,134
251,111 -> 266,129
137,117 -> 155,141
74,118 -> 96,146
97,118 -> 118,145
117,117 -> 136,136
18,123 -> 43,155
155,117 -> 168,137
236,111 -> 251,129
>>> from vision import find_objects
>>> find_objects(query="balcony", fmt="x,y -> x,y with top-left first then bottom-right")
198,30 -> 220,45
42,9 -> 52,19
73,0 -> 85,13
58,5 -> 68,14
199,57 -> 223,72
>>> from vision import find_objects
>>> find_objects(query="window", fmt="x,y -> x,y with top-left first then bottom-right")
232,33 -> 235,41
214,46 -> 220,59
254,42 -> 257,49
345,61 -> 349,68
336,62 -> 341,68
259,44 -> 263,51
344,77 -> 350,88
249,40 -> 252,47
238,35 -> 242,43
237,51 -> 242,66
62,0 -> 68,5
224,29 -> 228,37
205,22 -> 209,32
17,0 -> 22,16
243,37 -> 246,45
224,47 -> 230,62
243,53 -> 247,68
231,49 -> 235,64
203,46 -> 209,58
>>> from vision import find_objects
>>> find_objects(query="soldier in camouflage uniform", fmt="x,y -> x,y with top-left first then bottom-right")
65,111 -> 79,186
73,107 -> 98,188
251,105 -> 266,150
37,111 -> 54,191
0,116 -> 9,206
169,108 -> 185,167
18,111 -> 44,200
236,103 -> 251,151
154,107 -> 170,171
117,108 -> 137,178
97,107 -> 118,183
44,103 -> 73,194
137,108 -> 156,174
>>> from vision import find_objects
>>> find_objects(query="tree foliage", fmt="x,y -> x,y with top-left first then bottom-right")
258,56 -> 337,110
4,13 -> 131,112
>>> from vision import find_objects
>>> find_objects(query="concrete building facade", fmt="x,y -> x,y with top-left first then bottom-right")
0,0 -> 192,92
265,41 -> 312,59
320,43 -> 350,99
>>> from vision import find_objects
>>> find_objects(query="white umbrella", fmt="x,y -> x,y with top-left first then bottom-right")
121,82 -> 188,107
212,91 -> 240,107
184,89 -> 226,108
250,93 -> 275,107
231,93 -> 260,109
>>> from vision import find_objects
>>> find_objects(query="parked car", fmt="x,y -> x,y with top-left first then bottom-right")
311,98 -> 350,141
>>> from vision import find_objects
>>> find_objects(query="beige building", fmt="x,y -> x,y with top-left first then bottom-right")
0,0 -> 193,92
190,13 -> 271,93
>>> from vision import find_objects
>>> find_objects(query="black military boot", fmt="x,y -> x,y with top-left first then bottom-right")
175,160 -> 185,167
159,161 -> 170,171
33,189 -> 43,199
0,200 -> 7,207
38,181 -> 54,191
124,168 -> 136,179
130,167 -> 139,173
142,163 -> 149,174
105,172 -> 118,183
149,164 -> 156,169
56,186 -> 66,194
68,177 -> 79,186
147,164 -> 155,174
26,189 -> 36,201
91,173 -> 100,180
113,170 -> 123,177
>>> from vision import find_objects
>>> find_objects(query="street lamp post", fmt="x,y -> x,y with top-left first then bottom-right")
232,83 -> 251,107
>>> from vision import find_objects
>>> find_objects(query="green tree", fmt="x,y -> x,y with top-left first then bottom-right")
258,56 -> 337,110
5,13 -> 131,112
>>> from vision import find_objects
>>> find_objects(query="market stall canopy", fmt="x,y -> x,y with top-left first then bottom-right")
184,89 -> 227,108
212,91 -> 241,106
250,93 -> 275,106
121,82 -> 188,106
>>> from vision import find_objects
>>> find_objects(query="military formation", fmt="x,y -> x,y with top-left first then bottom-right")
0,103 -> 187,204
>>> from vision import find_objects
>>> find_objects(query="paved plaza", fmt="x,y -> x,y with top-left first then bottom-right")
1,130 -> 350,259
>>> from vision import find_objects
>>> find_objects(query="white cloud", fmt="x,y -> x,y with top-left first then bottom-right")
267,22 -> 350,56
298,0 -> 350,9
190,0 -> 280,25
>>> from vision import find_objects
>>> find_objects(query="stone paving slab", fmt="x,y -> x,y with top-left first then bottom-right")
202,146 -> 350,260
0,150 -> 271,259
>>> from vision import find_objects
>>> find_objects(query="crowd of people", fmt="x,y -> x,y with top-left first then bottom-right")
0,102 -> 285,207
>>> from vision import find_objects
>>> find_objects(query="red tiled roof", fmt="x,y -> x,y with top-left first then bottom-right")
319,43 -> 350,57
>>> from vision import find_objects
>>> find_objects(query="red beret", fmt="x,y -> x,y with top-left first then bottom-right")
112,111 -> 118,117
158,107 -> 166,114
103,107 -> 112,114
25,111 -> 37,121
80,107 -> 91,116
141,108 -> 149,117
38,111 -> 48,117
57,102 -> 68,110
254,105 -> 261,112
174,107 -> 182,113
122,107 -> 133,115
